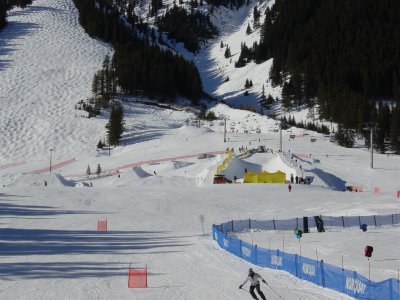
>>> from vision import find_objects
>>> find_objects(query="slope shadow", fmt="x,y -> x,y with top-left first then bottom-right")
0,202 -> 103,217
0,228 -> 190,256
310,167 -> 346,191
0,21 -> 41,70
7,5 -> 63,18
0,260 -> 171,279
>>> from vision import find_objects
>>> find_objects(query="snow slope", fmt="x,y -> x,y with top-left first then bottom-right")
0,0 -> 112,162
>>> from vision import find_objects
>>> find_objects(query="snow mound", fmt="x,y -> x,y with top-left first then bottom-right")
6,173 -> 75,187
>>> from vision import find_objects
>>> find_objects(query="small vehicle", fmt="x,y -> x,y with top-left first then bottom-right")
213,175 -> 231,184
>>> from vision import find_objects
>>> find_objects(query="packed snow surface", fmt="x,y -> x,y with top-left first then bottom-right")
1,0 -> 400,300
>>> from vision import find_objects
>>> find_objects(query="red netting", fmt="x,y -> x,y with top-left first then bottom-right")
97,220 -> 107,231
128,267 -> 148,288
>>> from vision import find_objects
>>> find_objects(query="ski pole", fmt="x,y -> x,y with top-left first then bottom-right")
264,281 -> 283,299
239,286 -> 249,292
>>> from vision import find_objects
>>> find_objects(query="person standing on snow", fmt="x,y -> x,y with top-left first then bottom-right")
288,183 -> 292,192
239,268 -> 267,300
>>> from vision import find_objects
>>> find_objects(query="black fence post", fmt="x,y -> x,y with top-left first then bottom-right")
303,216 -> 309,233
231,220 -> 234,232
358,216 -> 361,226
341,216 -> 345,227
249,218 -> 251,230
273,219 -> 276,230
373,215 -> 377,227
392,214 -> 395,226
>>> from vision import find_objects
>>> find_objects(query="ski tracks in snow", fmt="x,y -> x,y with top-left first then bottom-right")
0,0 -> 112,161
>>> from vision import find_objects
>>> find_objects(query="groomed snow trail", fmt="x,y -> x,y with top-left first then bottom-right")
0,0 -> 112,161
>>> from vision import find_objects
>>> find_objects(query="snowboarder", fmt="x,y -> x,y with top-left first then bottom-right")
290,174 -> 294,184
288,183 -> 292,192
295,176 -> 299,184
239,268 -> 267,300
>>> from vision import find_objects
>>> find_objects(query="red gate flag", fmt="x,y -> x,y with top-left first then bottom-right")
128,267 -> 148,288
97,219 -> 107,231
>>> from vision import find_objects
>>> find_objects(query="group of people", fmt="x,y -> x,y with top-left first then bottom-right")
290,174 -> 311,185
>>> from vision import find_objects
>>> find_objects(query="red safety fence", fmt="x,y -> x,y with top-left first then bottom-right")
97,219 -> 107,231
397,191 -> 400,198
111,150 -> 226,174
374,187 -> 381,193
128,266 -> 148,288
0,160 -> 26,170
28,158 -> 76,174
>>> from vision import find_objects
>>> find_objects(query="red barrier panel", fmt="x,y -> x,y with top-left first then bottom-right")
29,158 -> 76,174
97,219 -> 107,231
111,150 -> 226,173
374,187 -> 381,193
128,267 -> 148,288
397,191 -> 400,198
0,160 -> 26,170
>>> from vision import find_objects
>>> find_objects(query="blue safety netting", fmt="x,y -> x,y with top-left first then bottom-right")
212,225 -> 400,300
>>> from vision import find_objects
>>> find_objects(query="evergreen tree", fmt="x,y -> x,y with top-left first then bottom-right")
246,23 -> 252,35
224,46 -> 231,58
86,165 -> 91,177
253,6 -> 260,27
335,124 -> 355,148
96,164 -> 102,176
220,40 -> 224,48
97,139 -> 104,149
390,105 -> 400,153
106,104 -> 124,146
259,85 -> 267,106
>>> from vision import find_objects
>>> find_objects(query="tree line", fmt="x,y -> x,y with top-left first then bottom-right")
156,5 -> 218,52
72,0 -> 203,104
234,0 -> 400,153
0,0 -> 33,31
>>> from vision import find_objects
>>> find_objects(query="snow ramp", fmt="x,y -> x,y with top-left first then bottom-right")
6,173 -> 75,187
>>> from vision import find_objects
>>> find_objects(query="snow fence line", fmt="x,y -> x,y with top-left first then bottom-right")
218,214 -> 400,232
212,224 -> 400,300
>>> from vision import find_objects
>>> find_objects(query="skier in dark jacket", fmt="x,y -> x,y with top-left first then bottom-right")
239,268 -> 267,300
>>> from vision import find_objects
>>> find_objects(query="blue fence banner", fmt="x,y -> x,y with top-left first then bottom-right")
212,223 -> 400,300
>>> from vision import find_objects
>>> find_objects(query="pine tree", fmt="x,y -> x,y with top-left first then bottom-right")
220,41 -> 224,48
224,46 -> 231,58
106,104 -> 124,146
86,165 -> 91,177
97,139 -> 103,149
246,23 -> 252,35
96,164 -> 102,177
259,85 -> 267,106
335,124 -> 355,148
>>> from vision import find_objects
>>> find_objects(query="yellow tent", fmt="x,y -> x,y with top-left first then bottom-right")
271,170 -> 286,183
244,171 -> 258,183
257,171 -> 272,183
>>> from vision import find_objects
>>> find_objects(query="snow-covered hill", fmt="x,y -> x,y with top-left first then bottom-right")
0,0 -> 112,162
